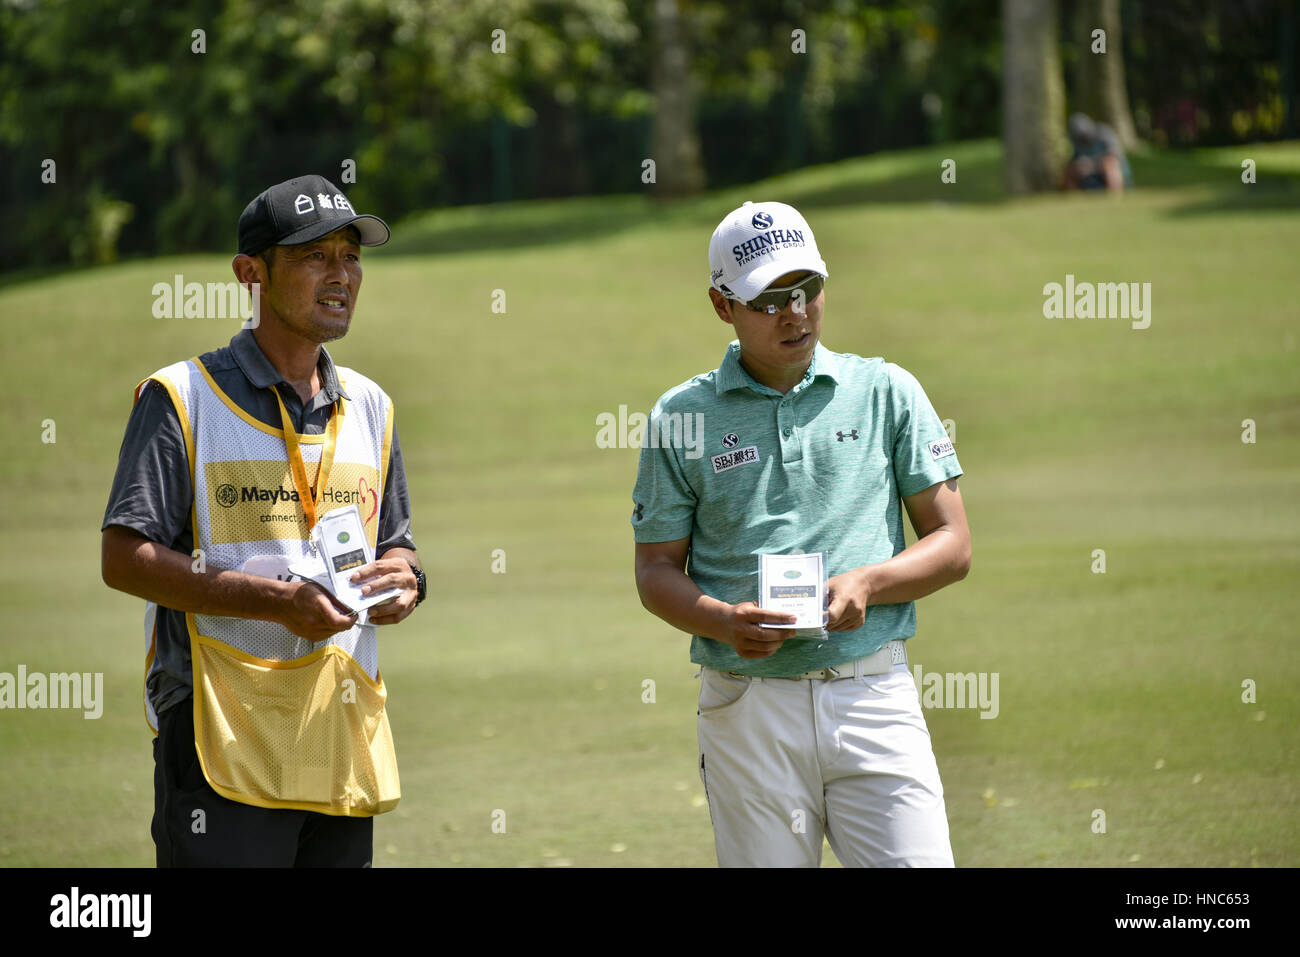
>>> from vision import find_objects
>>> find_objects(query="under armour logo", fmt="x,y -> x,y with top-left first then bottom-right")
632,503 -> 644,521
836,430 -> 859,442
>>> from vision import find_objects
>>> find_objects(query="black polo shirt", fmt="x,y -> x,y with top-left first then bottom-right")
102,329 -> 417,720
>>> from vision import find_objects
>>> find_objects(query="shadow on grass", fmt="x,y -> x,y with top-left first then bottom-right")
379,139 -> 1300,261
11,141 -> 1299,282
377,141 -> 1010,260
376,194 -> 655,259
1128,147 -> 1300,217
1163,181 -> 1300,217
770,145 -> 1007,211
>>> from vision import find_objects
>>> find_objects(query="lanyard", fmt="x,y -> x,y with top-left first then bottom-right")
272,387 -> 343,532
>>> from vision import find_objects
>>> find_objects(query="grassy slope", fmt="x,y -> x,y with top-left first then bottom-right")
0,139 -> 1297,866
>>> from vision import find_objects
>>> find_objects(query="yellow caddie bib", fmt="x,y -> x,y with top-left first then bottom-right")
136,355 -> 400,816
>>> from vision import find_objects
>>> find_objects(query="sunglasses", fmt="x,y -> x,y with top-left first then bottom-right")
729,273 -> 825,315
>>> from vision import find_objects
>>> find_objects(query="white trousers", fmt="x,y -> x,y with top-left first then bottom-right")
697,662 -> 955,868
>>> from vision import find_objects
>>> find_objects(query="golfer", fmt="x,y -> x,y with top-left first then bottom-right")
632,201 -> 970,867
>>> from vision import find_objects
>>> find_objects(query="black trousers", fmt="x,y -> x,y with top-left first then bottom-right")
152,699 -> 373,867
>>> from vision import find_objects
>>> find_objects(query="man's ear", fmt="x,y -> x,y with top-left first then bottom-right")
232,253 -> 267,288
232,255 -> 270,328
709,288 -> 735,326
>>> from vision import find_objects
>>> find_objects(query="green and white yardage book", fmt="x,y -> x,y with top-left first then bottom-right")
313,504 -> 401,614
758,552 -> 828,638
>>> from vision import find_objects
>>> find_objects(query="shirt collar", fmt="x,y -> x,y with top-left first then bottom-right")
714,339 -> 841,395
229,328 -> 349,402
809,341 -> 843,384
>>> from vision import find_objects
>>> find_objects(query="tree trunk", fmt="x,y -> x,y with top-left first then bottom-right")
1074,0 -> 1139,150
650,0 -> 705,197
1002,0 -> 1067,195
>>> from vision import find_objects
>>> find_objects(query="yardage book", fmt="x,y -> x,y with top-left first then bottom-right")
313,504 -> 401,613
758,552 -> 828,639
286,504 -> 401,622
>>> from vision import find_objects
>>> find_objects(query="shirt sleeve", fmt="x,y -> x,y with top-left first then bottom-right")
887,363 -> 963,498
102,379 -> 193,548
377,424 -> 416,555
631,405 -> 698,543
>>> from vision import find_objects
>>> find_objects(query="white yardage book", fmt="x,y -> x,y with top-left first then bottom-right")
310,505 -> 401,614
758,552 -> 828,638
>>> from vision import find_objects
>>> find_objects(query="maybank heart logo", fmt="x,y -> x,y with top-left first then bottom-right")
358,476 -> 378,526
752,212 -> 774,230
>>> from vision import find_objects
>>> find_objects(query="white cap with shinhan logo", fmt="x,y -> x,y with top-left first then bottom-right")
708,200 -> 828,301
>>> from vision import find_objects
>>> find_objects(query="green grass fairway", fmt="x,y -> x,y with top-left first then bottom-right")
1,139 -> 1297,866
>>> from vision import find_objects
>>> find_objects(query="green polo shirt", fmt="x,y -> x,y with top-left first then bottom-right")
632,339 -> 963,676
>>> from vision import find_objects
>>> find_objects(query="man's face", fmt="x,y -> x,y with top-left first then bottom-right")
256,227 -> 363,344
710,269 -> 824,370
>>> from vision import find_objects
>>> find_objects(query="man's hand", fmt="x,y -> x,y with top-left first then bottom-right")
282,581 -> 359,641
720,602 -> 797,659
349,557 -> 418,626
635,538 -> 795,658
827,567 -> 871,632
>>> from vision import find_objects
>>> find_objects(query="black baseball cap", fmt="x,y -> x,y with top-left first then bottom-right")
237,174 -> 390,256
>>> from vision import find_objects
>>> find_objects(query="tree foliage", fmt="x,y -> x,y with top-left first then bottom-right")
1,0 -> 1292,269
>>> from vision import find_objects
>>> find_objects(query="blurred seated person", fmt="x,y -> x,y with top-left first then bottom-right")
1064,112 -> 1133,192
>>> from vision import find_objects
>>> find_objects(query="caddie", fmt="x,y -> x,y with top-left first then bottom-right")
632,201 -> 970,867
102,174 -> 426,867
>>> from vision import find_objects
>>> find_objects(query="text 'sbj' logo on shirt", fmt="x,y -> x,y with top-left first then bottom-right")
712,446 -> 760,474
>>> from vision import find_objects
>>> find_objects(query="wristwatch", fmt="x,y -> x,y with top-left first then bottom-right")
406,561 -> 426,606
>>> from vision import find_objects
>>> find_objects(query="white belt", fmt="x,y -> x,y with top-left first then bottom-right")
728,639 -> 909,681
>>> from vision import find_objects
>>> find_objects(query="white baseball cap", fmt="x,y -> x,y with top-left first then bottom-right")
708,200 -> 828,301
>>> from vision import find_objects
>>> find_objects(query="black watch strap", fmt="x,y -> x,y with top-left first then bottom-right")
406,561 -> 426,606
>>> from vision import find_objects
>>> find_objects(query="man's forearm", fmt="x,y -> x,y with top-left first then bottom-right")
636,563 -> 731,641
862,527 -> 970,607
102,527 -> 293,622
